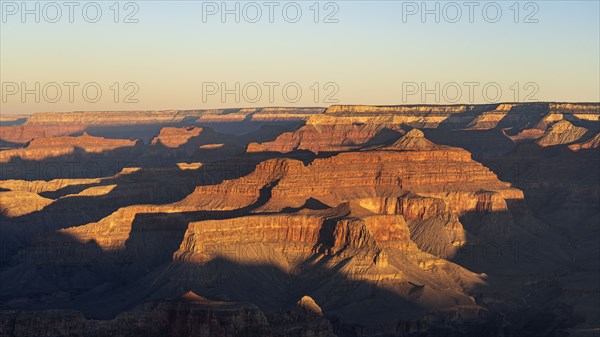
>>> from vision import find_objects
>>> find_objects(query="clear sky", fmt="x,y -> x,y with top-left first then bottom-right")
1,0 -> 599,114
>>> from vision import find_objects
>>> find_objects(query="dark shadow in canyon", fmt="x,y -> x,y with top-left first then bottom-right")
0,118 -> 27,127
0,121 -> 308,181
423,129 -> 600,224
0,185 -> 581,336
0,115 -> 594,336
4,189 -> 579,336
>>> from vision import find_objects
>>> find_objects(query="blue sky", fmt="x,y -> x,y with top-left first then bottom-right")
1,1 -> 599,113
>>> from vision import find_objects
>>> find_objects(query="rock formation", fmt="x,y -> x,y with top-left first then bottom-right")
0,190 -> 52,217
569,132 -> 600,151
0,103 -> 597,337
150,126 -> 204,148
536,120 -> 588,147
0,125 -> 85,147
0,132 -> 137,163
247,116 -> 403,153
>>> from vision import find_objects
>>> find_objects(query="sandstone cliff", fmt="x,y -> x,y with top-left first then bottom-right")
150,126 -> 204,148
247,121 -> 402,153
537,120 -> 588,147
1,104 -> 597,337
0,125 -> 85,147
0,132 -> 137,163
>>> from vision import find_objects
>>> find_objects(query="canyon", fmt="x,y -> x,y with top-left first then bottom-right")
0,102 -> 598,337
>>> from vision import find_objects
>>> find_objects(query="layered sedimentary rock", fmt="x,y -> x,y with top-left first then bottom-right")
250,131 -> 520,213
323,103 -> 600,129
178,130 -> 519,217
550,103 -> 600,120
0,114 -> 28,124
0,125 -> 85,147
165,202 -> 484,330
144,126 -> 245,162
536,120 -> 588,147
150,126 -> 204,148
199,107 -> 324,123
0,165 -> 202,268
5,131 -> 520,326
247,115 -> 403,153
326,103 -> 600,117
0,125 -> 238,180
0,132 -> 137,163
0,167 -> 138,193
0,191 -> 52,217
26,132 -> 135,150
173,204 -> 418,270
1,104 -> 598,337
325,104 -> 497,115
0,108 -> 318,150
23,108 -> 321,126
25,110 -> 199,125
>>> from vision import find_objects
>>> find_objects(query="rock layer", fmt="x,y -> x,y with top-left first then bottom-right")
0,103 -> 597,337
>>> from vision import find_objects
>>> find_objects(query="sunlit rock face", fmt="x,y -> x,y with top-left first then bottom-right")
247,117 -> 404,154
0,132 -> 138,163
0,103 -> 598,337
0,125 -> 86,147
150,127 -> 204,148
536,120 -> 588,147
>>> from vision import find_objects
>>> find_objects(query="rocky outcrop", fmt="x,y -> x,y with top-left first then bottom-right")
255,148 -> 517,213
323,103 -> 599,130
173,205 -> 414,269
203,107 -> 324,123
549,103 -> 600,120
569,132 -> 600,151
165,202 -> 483,329
26,132 -> 135,150
20,130 -> 519,276
0,114 -> 28,124
150,127 -> 204,148
1,104 -> 597,337
171,133 -> 519,216
267,296 -> 337,337
24,108 -> 321,126
247,119 -> 402,153
0,191 -> 52,217
0,132 -> 137,163
0,178 -> 102,193
25,110 -> 205,126
384,128 -> 439,150
0,167 -> 141,193
144,126 -> 244,161
0,125 -> 85,147
325,104 -> 496,115
537,120 -> 588,147
326,103 -> 599,117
